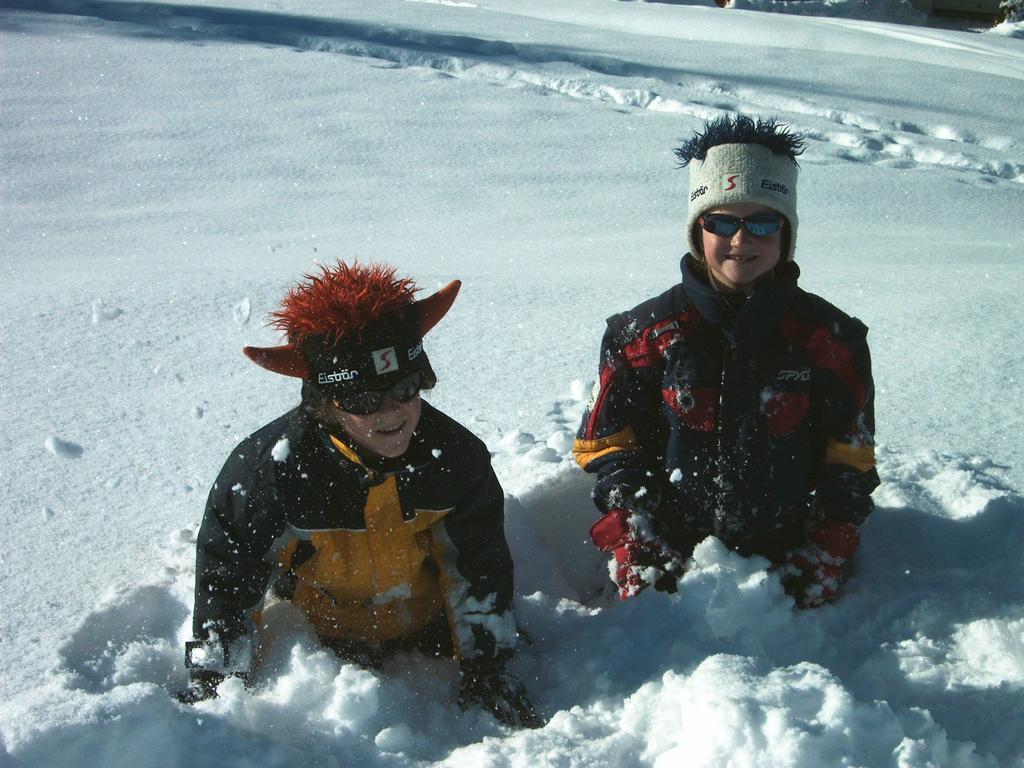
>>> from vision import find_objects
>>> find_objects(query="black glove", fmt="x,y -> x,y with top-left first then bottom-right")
458,658 -> 544,729
593,468 -> 663,516
652,558 -> 686,594
176,633 -> 247,705
175,668 -> 225,704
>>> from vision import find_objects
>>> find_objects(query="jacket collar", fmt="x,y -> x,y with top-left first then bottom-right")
317,407 -> 436,488
680,254 -> 801,347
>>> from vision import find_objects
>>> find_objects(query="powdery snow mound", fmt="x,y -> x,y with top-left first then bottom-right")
872,448 -> 1014,520
988,20 -> 1024,37
3,464 -> 1021,766
619,657 -> 983,768
894,616 -> 1024,691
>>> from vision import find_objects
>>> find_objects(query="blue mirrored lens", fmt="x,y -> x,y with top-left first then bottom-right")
744,218 -> 782,236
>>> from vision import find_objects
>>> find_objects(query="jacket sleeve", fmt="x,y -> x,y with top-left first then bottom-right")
429,453 -> 518,662
812,319 -> 880,526
572,317 -> 664,513
191,455 -> 287,663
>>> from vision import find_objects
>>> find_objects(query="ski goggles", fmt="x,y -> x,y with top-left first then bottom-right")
699,212 -> 783,238
332,371 -> 424,415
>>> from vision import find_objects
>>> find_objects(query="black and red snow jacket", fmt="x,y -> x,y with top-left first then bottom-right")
573,256 -> 879,560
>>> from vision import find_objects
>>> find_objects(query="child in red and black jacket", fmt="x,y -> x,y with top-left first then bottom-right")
574,115 -> 879,608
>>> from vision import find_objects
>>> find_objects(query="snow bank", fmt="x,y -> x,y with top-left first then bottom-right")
989,19 -> 1024,36
3,439 -> 1021,765
728,0 -> 927,25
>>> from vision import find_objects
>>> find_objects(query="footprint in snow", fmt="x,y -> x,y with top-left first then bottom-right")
527,445 -> 561,463
58,584 -> 188,692
44,436 -> 84,459
233,297 -> 252,326
495,431 -> 560,463
497,430 -> 537,455
91,300 -> 124,323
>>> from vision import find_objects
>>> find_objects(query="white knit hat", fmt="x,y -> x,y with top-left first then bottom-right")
686,142 -> 800,262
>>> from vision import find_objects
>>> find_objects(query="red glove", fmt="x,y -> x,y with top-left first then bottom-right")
783,521 -> 860,608
590,509 -> 683,599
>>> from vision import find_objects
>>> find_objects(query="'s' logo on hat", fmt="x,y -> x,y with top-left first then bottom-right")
722,174 -> 740,191
372,347 -> 398,374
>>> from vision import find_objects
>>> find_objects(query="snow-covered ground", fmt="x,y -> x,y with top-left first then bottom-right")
2,0 -> 1023,765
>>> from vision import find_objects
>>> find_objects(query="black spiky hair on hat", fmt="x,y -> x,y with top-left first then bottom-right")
674,115 -> 805,167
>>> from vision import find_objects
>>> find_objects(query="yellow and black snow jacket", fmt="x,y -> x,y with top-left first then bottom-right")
191,401 -> 517,662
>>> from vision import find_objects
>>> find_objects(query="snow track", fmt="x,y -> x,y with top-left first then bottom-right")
5,0 -> 1023,185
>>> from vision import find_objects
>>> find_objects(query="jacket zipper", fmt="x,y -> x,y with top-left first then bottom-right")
714,342 -> 734,532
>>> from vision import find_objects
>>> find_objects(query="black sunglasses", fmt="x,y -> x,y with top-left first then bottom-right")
332,372 -> 424,415
700,212 -> 783,238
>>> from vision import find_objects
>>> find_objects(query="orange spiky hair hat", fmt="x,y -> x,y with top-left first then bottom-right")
244,261 -> 460,396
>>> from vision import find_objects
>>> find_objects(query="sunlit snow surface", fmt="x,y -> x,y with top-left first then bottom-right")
1,0 -> 1023,765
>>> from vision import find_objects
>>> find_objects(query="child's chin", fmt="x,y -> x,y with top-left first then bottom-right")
373,434 -> 411,457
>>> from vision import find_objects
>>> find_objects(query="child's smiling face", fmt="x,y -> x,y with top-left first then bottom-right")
335,394 -> 422,458
700,203 -> 784,293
